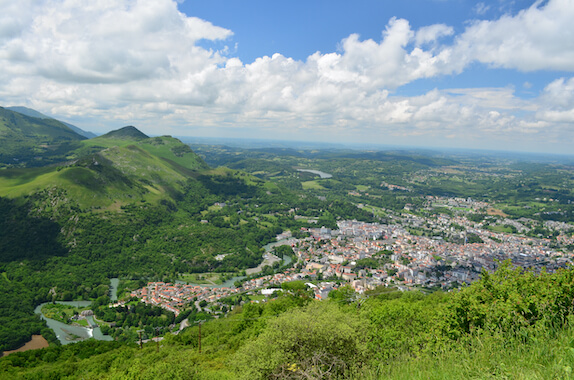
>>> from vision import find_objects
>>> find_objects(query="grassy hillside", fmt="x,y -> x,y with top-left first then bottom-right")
138,136 -> 210,172
0,133 -> 209,209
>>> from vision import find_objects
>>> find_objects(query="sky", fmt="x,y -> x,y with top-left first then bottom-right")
1,0 -> 573,154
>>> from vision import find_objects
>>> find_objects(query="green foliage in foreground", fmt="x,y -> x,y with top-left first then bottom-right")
3,262 -> 574,379
233,302 -> 367,379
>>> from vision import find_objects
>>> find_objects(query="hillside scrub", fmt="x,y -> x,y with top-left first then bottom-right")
3,263 -> 574,378
232,302 -> 368,379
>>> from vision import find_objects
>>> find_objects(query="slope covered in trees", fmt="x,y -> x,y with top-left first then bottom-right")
6,106 -> 96,139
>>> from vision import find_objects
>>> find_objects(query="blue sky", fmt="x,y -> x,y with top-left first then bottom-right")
0,0 -> 573,154
183,1 -> 497,61
184,1 -> 468,62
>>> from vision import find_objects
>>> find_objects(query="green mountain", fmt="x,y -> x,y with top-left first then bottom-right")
0,129 -> 209,209
6,106 -> 98,139
0,107 -> 86,167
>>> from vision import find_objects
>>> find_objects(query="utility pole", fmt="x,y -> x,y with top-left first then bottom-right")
195,320 -> 206,354
155,327 -> 160,353
137,329 -> 144,349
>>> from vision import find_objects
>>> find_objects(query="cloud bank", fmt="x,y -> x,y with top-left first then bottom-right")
0,0 -> 573,153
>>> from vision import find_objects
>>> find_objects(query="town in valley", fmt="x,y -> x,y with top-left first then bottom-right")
129,195 -> 574,317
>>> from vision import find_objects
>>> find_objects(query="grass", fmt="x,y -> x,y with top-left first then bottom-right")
261,214 -> 278,221
80,138 -> 135,149
258,221 -> 276,228
486,207 -> 509,217
359,204 -> 387,218
0,167 -> 61,198
179,273 -> 220,285
0,138 -> 211,210
208,204 -> 224,212
366,327 -> 574,380
486,224 -> 515,234
249,294 -> 266,302
408,228 -> 425,236
0,167 -> 118,209
263,181 -> 280,192
138,137 -> 206,171
0,147 -> 174,208
301,180 -> 325,190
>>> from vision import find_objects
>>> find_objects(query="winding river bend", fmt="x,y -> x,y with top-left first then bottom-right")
35,278 -> 119,345
34,301 -> 113,345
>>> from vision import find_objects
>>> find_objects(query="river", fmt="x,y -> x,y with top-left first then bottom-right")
110,277 -> 119,301
296,169 -> 332,178
34,278 -> 119,345
34,301 -> 113,345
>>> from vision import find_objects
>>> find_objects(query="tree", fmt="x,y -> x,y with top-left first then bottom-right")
328,285 -> 357,304
233,302 -> 367,379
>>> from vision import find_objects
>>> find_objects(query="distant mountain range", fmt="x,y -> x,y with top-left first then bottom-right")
6,106 -> 97,139
0,106 -> 88,167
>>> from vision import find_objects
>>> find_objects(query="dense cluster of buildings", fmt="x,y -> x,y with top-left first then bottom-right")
130,197 -> 574,315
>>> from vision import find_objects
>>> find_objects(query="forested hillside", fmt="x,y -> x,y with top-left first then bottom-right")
0,170 -> 376,351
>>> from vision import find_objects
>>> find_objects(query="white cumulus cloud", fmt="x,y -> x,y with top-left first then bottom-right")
0,0 -> 574,154
452,0 -> 574,71
537,77 -> 574,122
0,0 -> 232,84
